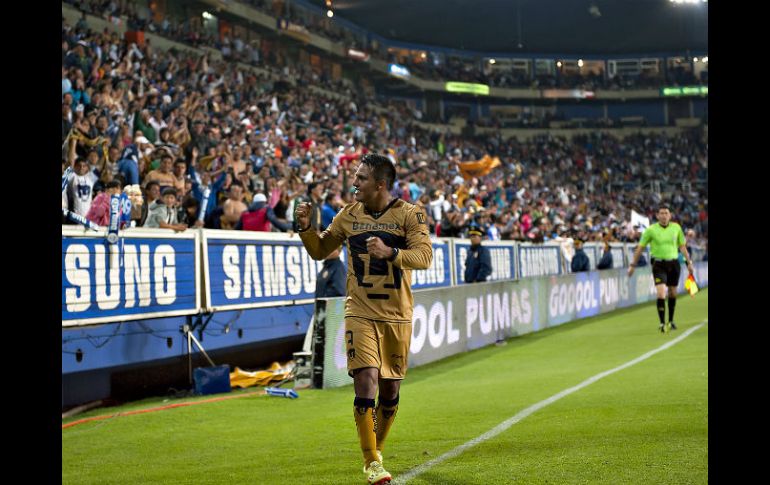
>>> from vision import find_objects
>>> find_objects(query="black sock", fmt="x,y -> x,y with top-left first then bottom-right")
657,299 -> 666,324
354,397 -> 376,410
668,296 -> 676,323
378,394 -> 399,408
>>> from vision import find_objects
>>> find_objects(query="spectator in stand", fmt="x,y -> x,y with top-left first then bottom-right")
596,242 -> 614,270
299,182 -> 325,231
235,193 -> 292,232
63,157 -> 98,219
139,181 -> 162,226
86,180 -> 122,226
58,11 -> 706,249
172,159 -> 187,194
143,187 -> 187,231
143,153 -> 176,190
571,239 -> 591,273
180,196 -> 204,228
321,192 -> 339,231
220,182 -> 249,230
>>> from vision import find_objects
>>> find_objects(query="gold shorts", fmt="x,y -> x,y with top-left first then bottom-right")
345,316 -> 412,380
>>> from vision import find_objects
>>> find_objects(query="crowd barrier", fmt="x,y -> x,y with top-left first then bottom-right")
312,262 -> 709,388
62,226 -> 707,326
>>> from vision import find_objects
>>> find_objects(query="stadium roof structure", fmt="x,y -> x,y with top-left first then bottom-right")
331,0 -> 708,56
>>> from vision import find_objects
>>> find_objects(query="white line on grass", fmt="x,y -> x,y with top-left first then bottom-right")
392,320 -> 707,484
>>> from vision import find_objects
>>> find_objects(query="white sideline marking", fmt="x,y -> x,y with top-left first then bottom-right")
392,320 -> 707,484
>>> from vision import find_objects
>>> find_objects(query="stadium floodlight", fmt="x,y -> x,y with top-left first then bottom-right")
578,59 -> 584,67
693,57 -> 699,62
202,11 -> 213,20
327,9 -> 333,18
489,59 -> 496,64
702,56 -> 708,62
556,61 -> 563,67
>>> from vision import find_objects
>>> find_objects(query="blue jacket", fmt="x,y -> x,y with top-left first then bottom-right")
571,249 -> 590,273
321,202 -> 338,230
597,250 -> 613,270
464,244 -> 492,283
189,166 -> 227,221
315,257 -> 346,298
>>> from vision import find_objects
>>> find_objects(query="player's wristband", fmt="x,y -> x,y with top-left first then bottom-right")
297,223 -> 312,233
387,247 -> 399,262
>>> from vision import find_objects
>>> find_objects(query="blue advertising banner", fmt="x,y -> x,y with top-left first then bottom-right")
204,232 -> 331,310
518,244 -> 562,278
453,240 -> 516,285
204,232 -> 451,309
412,240 -> 452,290
62,230 -> 199,326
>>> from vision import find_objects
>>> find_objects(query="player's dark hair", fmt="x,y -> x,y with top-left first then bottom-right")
658,204 -> 671,211
105,180 -> 122,190
361,153 -> 396,190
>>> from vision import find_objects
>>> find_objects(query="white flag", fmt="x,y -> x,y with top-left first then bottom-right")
631,210 -> 650,230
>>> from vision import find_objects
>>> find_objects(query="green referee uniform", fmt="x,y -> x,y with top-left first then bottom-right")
637,221 -> 688,331
639,222 -> 686,263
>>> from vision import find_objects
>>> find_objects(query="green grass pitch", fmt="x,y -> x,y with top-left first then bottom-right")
63,289 -> 708,484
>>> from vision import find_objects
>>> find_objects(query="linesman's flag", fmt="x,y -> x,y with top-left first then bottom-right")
684,274 -> 699,297
458,155 -> 501,180
631,210 -> 650,230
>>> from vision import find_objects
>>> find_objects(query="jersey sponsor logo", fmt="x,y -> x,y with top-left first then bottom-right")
416,212 -> 426,225
351,222 -> 401,231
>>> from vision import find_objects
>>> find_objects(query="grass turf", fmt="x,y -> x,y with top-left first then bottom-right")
63,289 -> 707,485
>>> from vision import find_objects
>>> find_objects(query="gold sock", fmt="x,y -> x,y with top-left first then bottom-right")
354,402 -> 379,466
375,401 -> 399,454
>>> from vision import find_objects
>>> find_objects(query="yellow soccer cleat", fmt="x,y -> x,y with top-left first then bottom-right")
363,460 -> 391,485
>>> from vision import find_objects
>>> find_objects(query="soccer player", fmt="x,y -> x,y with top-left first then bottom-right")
295,153 -> 433,484
628,205 -> 694,333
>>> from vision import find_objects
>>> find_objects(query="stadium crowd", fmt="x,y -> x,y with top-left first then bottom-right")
61,5 -> 708,252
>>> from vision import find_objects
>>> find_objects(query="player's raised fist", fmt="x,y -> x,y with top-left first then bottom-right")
295,202 -> 313,230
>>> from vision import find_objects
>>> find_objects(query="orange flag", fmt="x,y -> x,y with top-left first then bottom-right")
458,155 -> 501,180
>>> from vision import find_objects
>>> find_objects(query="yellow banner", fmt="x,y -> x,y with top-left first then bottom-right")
229,362 -> 294,389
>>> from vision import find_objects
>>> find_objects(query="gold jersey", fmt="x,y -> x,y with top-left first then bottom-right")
299,198 -> 433,322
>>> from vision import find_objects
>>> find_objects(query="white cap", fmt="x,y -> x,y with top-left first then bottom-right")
253,193 -> 267,203
135,135 -> 150,144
